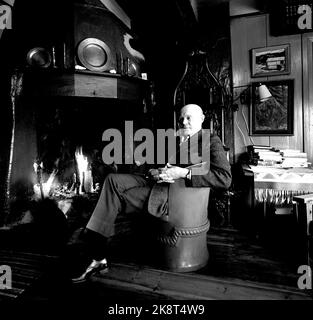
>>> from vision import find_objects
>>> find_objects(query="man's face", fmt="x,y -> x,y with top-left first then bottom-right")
178,105 -> 204,137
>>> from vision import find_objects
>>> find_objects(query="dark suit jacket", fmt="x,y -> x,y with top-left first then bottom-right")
147,130 -> 232,217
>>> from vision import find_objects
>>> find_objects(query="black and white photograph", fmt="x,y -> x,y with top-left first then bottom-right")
250,80 -> 294,135
0,0 -> 312,315
251,44 -> 290,77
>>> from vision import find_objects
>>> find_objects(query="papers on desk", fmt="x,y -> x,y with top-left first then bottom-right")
280,150 -> 310,168
247,145 -> 311,168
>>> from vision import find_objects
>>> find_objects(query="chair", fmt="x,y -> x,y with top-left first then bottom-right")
111,175 -> 211,272
154,178 -> 210,272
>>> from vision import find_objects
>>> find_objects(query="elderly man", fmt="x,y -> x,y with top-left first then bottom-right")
68,104 -> 232,282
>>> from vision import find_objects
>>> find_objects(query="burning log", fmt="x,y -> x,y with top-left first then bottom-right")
33,162 -> 57,199
33,162 -> 44,199
75,147 -> 94,194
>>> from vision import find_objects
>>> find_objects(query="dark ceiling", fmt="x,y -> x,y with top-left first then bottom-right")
112,0 -> 233,120
115,0 -> 199,49
114,0 -> 231,60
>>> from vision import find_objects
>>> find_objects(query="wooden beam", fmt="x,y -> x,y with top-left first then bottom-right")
23,72 -> 146,102
2,0 -> 15,6
189,0 -> 199,21
98,0 -> 131,29
230,0 -> 263,17
175,0 -> 199,31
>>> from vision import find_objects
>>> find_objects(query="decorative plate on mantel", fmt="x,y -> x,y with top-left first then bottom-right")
77,38 -> 112,72
26,47 -> 52,68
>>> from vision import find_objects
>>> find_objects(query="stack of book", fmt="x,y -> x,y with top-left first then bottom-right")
247,145 -> 282,166
247,145 -> 311,168
280,149 -> 310,168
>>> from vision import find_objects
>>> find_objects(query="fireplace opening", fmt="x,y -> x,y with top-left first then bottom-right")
33,97 -> 134,196
2,93 -> 151,245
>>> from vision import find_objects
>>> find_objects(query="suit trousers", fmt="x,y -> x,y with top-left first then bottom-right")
86,173 -> 152,237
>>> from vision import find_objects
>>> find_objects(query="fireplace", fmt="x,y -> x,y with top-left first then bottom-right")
0,0 -> 153,231
0,68 -> 151,232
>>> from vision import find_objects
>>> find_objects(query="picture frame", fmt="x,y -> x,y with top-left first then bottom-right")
251,44 -> 290,77
250,79 -> 294,136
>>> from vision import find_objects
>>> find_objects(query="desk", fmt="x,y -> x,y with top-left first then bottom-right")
250,166 -> 313,192
249,166 -> 313,215
242,165 -> 313,265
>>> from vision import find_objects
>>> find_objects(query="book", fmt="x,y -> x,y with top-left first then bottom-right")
247,145 -> 273,150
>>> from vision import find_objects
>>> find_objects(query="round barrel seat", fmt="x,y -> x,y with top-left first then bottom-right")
155,178 -> 210,272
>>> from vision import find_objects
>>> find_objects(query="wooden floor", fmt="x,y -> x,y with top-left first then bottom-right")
0,226 -> 312,303
89,227 -> 312,300
0,248 -> 60,301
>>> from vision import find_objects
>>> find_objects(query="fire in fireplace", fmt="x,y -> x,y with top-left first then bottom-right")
33,146 -> 98,201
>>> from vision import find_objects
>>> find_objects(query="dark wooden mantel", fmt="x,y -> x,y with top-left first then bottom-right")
23,70 -> 148,101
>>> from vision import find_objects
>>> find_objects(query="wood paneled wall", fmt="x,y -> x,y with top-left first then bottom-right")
302,33 -> 313,165
231,13 -> 313,163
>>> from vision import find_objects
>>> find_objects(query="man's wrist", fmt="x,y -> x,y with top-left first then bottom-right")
185,168 -> 191,180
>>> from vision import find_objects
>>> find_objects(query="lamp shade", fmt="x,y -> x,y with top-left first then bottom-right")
258,84 -> 272,102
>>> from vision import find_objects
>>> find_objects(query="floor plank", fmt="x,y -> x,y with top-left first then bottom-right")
91,262 -> 311,300
0,226 -> 312,302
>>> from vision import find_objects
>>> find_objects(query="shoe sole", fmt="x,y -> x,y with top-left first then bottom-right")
71,265 -> 109,284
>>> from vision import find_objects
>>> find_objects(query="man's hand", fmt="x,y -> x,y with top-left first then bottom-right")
148,164 -> 189,183
148,168 -> 161,181
147,167 -> 174,183
158,164 -> 189,183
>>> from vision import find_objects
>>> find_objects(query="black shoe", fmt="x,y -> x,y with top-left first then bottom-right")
71,258 -> 108,284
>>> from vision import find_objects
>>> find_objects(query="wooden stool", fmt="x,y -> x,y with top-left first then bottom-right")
155,179 -> 210,272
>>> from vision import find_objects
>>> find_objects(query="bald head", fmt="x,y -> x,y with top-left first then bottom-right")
180,104 -> 204,117
178,104 -> 205,137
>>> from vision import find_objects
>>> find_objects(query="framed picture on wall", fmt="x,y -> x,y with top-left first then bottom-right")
251,44 -> 290,77
250,79 -> 294,135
